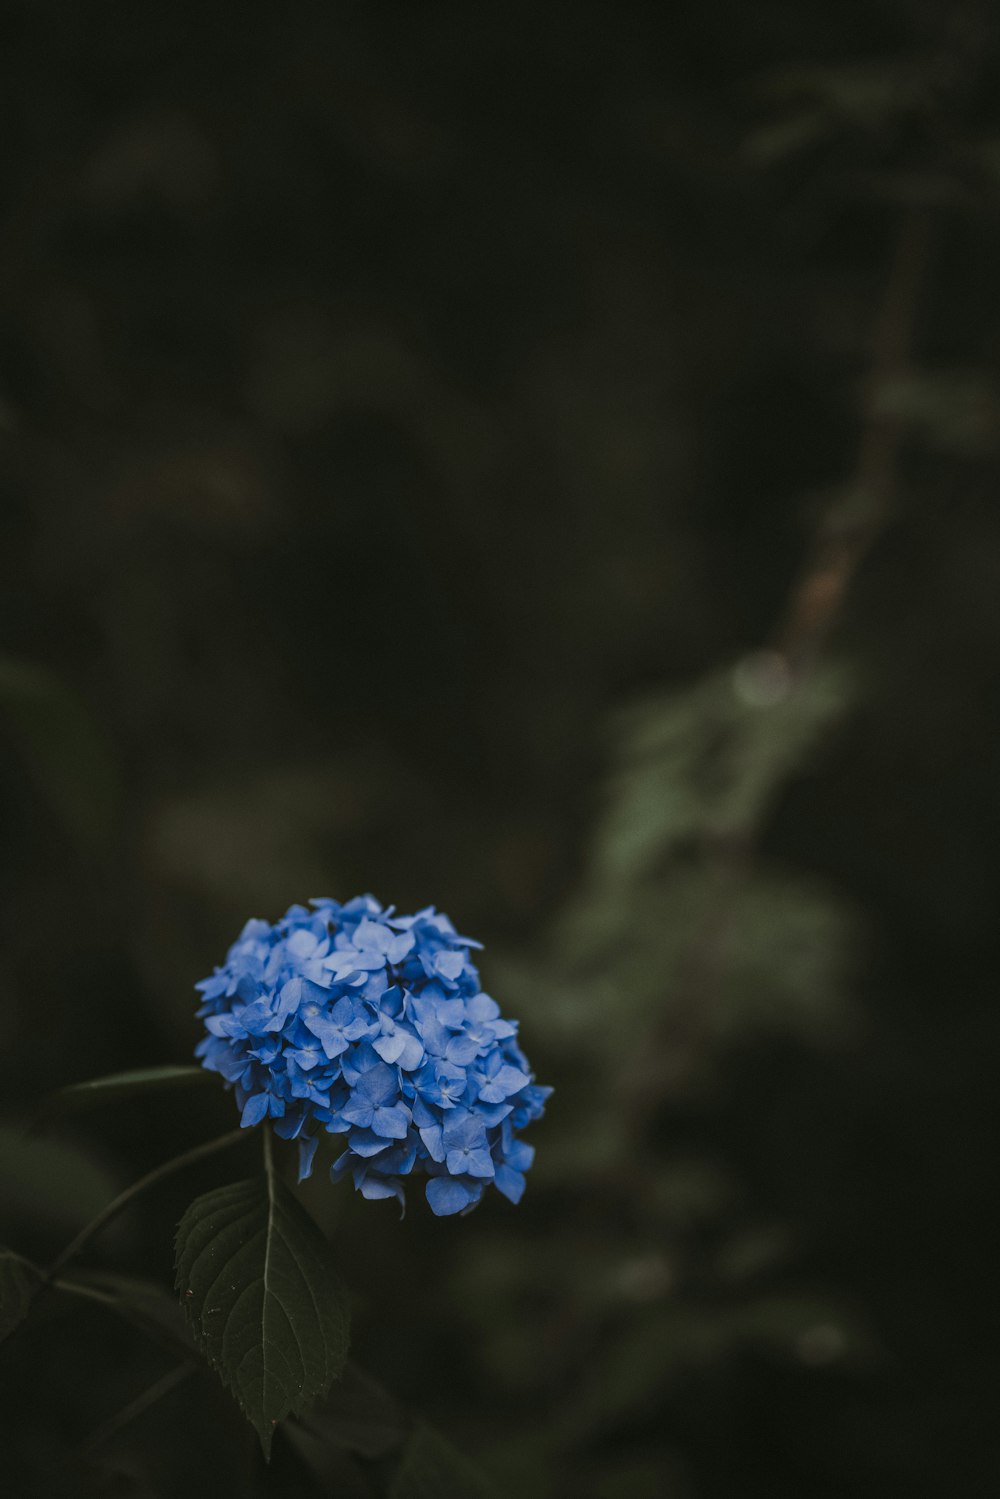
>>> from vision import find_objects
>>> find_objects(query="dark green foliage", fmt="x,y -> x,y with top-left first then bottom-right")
594,662 -> 849,879
174,1174 -> 351,1457
33,1067 -> 213,1132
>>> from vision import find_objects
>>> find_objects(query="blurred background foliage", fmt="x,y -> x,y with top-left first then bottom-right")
2,1 -> 999,1495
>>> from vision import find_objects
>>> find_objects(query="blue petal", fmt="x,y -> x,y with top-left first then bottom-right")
465,993 -> 500,1024
474,1100 -> 513,1127
297,1135 -> 319,1182
426,1177 -> 475,1216
205,1014 -> 245,1039
329,1151 -> 354,1182
240,1093 -> 269,1128
494,1164 -> 526,1204
505,1139 -> 536,1172
322,951 -> 365,982
302,1014 -> 351,1061
445,1034 -> 479,1067
340,1042 -> 381,1085
478,1064 -> 531,1102
348,1129 -> 391,1158
341,1097 -> 375,1128
387,931 -> 415,963
372,1137 -> 418,1176
277,977 -> 302,1017
433,950 -> 465,983
372,1103 -> 410,1140
435,998 -> 466,1029
442,1109 -> 486,1150
358,1175 -> 398,1200
373,1030 -> 407,1065
358,1175 -> 406,1215
395,1029 -> 425,1071
419,1124 -> 445,1162
356,1061 -> 397,1106
410,1095 -> 436,1128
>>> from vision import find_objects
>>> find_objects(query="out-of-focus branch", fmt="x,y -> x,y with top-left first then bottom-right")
60,1363 -> 197,1466
46,1128 -> 248,1281
777,207 -> 933,671
618,209 -> 934,1142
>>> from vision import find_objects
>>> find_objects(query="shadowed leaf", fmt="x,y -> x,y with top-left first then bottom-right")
33,1066 -> 215,1132
174,1166 -> 350,1457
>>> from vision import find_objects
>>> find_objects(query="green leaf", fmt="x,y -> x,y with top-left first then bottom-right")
0,1248 -> 42,1344
174,1163 -> 350,1458
389,1423 -> 496,1499
33,1065 -> 215,1131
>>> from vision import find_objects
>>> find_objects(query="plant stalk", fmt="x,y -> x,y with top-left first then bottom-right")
46,1127 -> 249,1280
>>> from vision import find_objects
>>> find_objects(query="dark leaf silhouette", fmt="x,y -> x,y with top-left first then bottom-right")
174,1165 -> 350,1457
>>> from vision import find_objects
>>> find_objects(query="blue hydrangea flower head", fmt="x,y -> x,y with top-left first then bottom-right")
195,896 -> 551,1215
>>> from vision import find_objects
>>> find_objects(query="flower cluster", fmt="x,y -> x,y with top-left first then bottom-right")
195,896 -> 550,1215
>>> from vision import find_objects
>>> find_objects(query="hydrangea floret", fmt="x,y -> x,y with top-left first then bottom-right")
195,896 -> 551,1216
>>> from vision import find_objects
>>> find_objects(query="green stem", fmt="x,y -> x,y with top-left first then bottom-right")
46,1127 -> 249,1280
64,1363 -> 197,1464
51,1276 -> 193,1357
50,1277 -> 120,1311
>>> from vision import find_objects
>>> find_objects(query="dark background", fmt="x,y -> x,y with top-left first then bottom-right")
1,2 -> 999,1496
